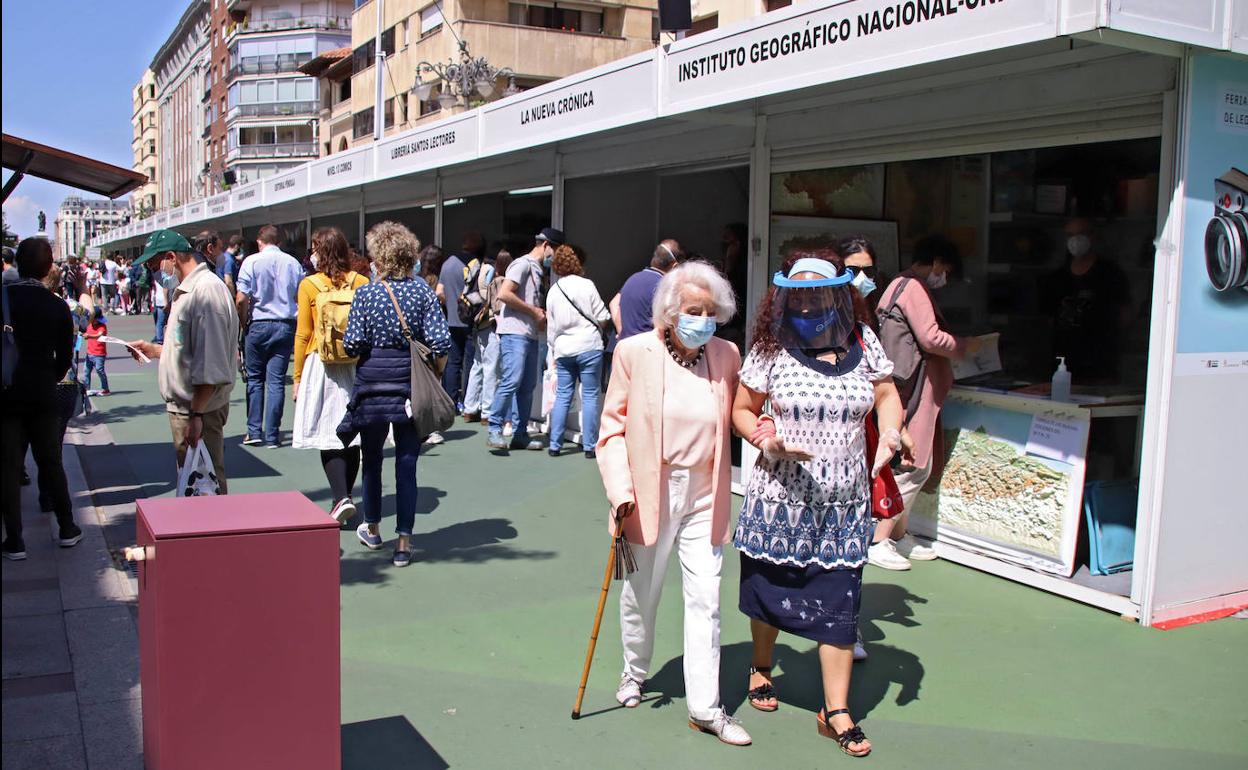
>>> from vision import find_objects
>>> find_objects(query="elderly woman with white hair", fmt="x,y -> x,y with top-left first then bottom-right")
596,260 -> 751,746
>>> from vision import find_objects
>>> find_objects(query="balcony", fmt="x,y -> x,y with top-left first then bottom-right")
452,21 -> 651,82
226,15 -> 350,42
229,53 -> 314,80
227,100 -> 318,120
227,141 -> 318,161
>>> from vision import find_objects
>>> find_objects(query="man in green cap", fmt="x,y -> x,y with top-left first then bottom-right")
127,230 -> 239,492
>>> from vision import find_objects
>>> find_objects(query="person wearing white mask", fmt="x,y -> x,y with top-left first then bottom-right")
870,235 -> 980,572
595,260 -> 751,747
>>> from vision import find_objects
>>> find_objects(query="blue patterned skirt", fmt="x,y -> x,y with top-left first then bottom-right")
738,553 -> 862,645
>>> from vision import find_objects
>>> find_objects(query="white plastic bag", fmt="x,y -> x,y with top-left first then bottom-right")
541,366 -> 558,419
176,442 -> 220,497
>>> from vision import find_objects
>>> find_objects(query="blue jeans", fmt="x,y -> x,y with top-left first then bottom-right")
244,319 -> 295,444
463,327 -> 498,417
549,350 -> 603,452
488,334 -> 539,441
360,421 -> 420,536
153,306 -> 169,344
84,354 -> 109,392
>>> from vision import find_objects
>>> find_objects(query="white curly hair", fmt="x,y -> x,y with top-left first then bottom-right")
651,260 -> 737,331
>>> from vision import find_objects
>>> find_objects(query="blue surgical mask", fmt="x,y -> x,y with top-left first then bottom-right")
675,313 -> 716,348
851,270 -> 876,298
787,308 -> 839,342
543,256 -> 553,269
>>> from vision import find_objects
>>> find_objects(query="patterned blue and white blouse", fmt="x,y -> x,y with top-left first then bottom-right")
343,277 -> 451,357
734,324 -> 894,570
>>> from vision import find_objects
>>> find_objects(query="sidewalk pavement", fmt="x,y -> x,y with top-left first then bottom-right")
2,420 -> 142,770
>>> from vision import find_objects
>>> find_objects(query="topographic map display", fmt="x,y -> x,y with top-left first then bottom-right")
909,392 -> 1089,576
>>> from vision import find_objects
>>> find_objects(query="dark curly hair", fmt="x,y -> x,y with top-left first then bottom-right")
748,247 -> 872,361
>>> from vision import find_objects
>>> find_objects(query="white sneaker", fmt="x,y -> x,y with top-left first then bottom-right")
896,534 -> 938,561
616,674 -> 642,708
853,629 -> 869,661
867,540 -> 912,571
688,710 -> 752,746
424,431 -> 445,445
330,498 -> 356,525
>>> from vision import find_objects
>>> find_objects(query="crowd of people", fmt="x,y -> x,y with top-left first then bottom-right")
2,215 -> 985,758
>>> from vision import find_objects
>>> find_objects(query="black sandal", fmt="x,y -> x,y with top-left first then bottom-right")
817,708 -> 871,757
747,666 -> 778,712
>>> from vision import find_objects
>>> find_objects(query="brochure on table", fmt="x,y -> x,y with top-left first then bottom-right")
908,390 -> 1089,577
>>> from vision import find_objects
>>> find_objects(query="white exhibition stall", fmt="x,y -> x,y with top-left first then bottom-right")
95,0 -> 1248,628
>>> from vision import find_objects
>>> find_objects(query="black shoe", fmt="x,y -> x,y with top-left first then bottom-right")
547,448 -> 561,457
511,437 -> 545,451
58,524 -> 83,548
2,539 -> 27,561
585,450 -> 597,459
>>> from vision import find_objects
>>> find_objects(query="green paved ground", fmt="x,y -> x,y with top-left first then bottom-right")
91,316 -> 1248,768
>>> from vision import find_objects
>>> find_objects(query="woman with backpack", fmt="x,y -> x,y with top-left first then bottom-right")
292,226 -> 370,526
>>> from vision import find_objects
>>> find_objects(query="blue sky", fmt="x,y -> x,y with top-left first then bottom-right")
2,0 -> 187,239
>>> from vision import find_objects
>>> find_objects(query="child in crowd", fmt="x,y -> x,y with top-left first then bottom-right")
83,307 -> 110,396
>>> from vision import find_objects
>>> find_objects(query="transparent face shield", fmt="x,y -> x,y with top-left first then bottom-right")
771,260 -> 857,349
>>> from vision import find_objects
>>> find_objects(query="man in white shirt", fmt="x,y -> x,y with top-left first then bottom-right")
486,228 -> 562,452
545,245 -> 610,458
100,254 -> 120,312
235,224 -> 304,448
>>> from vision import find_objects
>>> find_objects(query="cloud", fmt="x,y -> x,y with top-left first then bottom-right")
3,194 -> 46,238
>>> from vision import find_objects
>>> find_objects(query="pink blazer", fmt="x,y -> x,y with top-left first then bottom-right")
596,330 -> 741,546
883,271 -> 968,468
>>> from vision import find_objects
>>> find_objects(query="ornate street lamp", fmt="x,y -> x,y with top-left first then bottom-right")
413,40 -> 518,112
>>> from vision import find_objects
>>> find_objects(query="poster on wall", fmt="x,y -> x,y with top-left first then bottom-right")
1174,54 -> 1248,377
770,165 -> 885,219
769,215 -> 899,276
908,391 -> 1089,577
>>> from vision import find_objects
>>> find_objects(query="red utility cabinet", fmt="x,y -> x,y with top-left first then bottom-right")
136,491 -> 341,769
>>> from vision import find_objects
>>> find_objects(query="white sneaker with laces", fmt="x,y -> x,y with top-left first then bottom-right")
424,431 -> 445,445
616,674 -> 642,708
688,710 -> 752,746
853,629 -> 869,661
867,539 -> 912,571
895,534 -> 938,561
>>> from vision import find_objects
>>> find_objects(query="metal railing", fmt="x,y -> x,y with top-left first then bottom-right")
228,53 -> 315,80
226,15 -> 350,41
227,142 -> 318,160
227,101 -> 318,120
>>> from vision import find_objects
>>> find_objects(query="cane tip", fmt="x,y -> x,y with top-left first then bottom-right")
571,711 -> 581,720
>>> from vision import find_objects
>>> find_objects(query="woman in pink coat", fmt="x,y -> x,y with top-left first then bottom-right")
869,235 -> 980,571
595,261 -> 752,747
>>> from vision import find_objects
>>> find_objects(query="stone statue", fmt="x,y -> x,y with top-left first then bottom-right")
37,211 -> 46,232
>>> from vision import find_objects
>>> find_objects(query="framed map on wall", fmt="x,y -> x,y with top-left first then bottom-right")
769,216 -> 900,277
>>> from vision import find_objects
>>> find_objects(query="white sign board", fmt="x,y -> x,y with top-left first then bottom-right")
86,246 -> 101,259
154,213 -> 168,228
167,208 -> 185,225
310,147 -> 370,193
664,0 -> 1056,115
206,193 -> 231,218
1025,412 -> 1086,465
266,167 -> 308,204
481,57 -> 656,156
375,114 -> 479,181
233,183 -> 261,211
185,201 -> 204,220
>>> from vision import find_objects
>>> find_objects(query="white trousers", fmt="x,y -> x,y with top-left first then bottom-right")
619,466 -> 722,720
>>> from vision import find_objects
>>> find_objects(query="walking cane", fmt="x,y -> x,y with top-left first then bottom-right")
571,507 -> 637,720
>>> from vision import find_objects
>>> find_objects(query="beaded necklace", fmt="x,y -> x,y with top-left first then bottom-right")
664,330 -> 705,369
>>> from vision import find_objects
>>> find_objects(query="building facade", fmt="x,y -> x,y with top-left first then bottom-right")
54,197 -> 131,261
300,46 -> 353,156
340,0 -> 661,148
152,0 -> 212,208
131,69 -> 161,216
209,0 -> 353,187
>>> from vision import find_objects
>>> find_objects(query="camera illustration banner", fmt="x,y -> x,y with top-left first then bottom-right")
1174,53 -> 1248,377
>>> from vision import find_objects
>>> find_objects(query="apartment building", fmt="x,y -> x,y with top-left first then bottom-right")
300,46 -> 353,155
338,0 -> 660,148
54,197 -> 131,261
152,0 -> 211,208
208,0 -> 353,187
131,70 -> 161,216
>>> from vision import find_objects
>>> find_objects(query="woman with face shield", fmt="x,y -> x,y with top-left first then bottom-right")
731,251 -> 907,758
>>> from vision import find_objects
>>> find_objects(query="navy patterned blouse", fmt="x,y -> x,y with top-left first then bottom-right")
343,277 -> 451,358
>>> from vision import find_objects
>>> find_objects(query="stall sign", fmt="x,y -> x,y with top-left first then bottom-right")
664,0 -> 1056,115
310,147 -> 371,194
481,55 -> 656,156
206,193 -> 231,218
167,208 -> 185,225
375,115 -> 478,181
266,167 -> 308,205
233,183 -> 261,210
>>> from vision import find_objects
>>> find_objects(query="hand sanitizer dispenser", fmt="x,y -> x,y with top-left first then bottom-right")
1051,357 -> 1072,402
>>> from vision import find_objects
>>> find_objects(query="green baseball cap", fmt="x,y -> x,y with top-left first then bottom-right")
137,229 -> 192,265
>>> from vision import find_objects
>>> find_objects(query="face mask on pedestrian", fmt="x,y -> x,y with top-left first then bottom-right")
674,313 -> 716,348
1067,234 -> 1092,258
925,269 -> 948,290
309,251 -> 320,270
786,306 -> 841,342
850,269 -> 877,298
